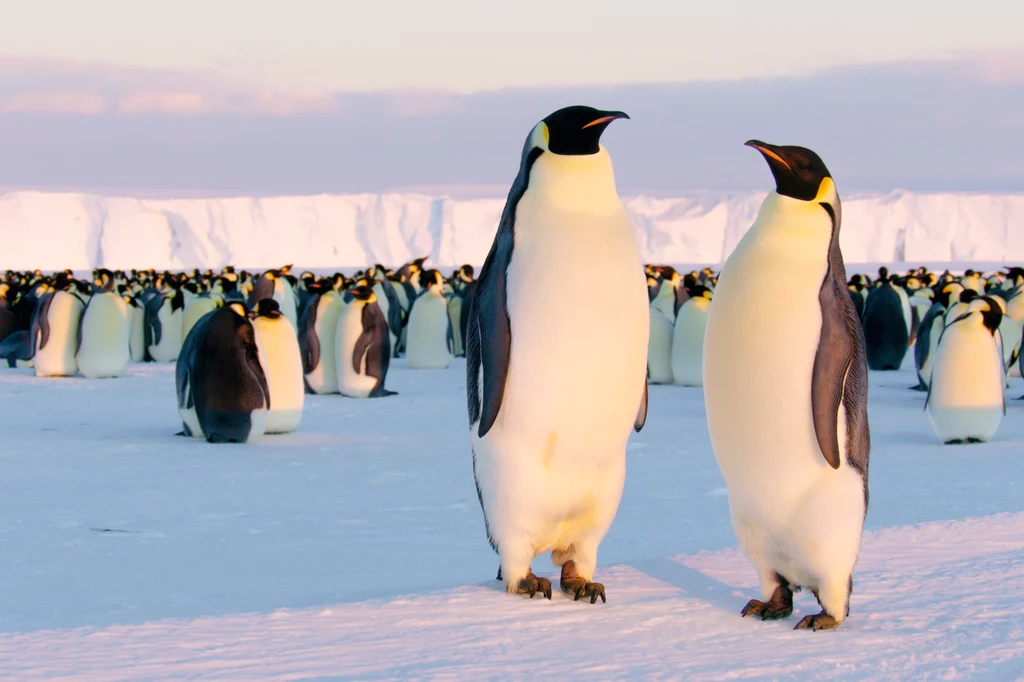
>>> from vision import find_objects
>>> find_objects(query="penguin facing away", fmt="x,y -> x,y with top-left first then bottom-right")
646,307 -> 674,385
335,285 -> 396,398
251,299 -> 305,434
926,297 -> 1005,444
862,281 -> 909,371
703,141 -> 869,631
176,303 -> 270,443
466,106 -> 648,603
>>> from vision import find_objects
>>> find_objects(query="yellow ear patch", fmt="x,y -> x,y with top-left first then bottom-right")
541,122 -> 550,146
815,177 -> 835,202
229,303 -> 246,317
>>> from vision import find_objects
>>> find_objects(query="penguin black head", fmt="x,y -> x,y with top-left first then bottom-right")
959,289 -> 979,305
529,106 -> 630,157
745,140 -> 834,204
347,285 -> 376,304
255,299 -> 281,319
952,297 -> 1003,334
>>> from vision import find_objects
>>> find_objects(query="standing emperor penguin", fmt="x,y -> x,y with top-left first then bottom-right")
335,285 -> 396,398
406,269 -> 454,370
466,106 -> 648,603
252,299 -> 305,434
927,297 -> 1005,444
176,303 -> 270,443
298,283 -> 347,394
671,285 -> 713,387
33,288 -> 85,377
76,277 -> 131,379
703,141 -> 869,631
647,307 -> 675,385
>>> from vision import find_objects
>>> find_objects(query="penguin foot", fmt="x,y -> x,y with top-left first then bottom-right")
740,584 -> 793,620
909,382 -> 929,392
559,560 -> 606,604
794,612 -> 840,631
516,572 -> 552,600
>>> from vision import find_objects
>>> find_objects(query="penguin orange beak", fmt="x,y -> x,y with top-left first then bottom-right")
582,111 -> 630,129
745,140 -> 791,171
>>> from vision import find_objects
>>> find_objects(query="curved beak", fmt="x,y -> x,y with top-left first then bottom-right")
745,140 -> 791,171
583,111 -> 630,129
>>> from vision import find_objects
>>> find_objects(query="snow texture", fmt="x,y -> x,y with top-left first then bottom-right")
3,190 -> 1024,270
0,359 -> 1022,679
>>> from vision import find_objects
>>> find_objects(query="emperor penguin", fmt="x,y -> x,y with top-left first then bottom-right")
251,299 -> 305,434
406,269 -> 454,370
176,302 -> 270,443
372,277 -> 404,357
145,288 -> 185,363
862,281 -> 909,370
126,295 -> 146,363
703,141 -> 870,631
927,297 -> 1005,444
671,285 -> 713,387
466,106 -> 648,603
912,283 -> 961,391
76,278 -> 131,379
33,287 -> 85,377
182,293 -> 221,343
248,269 -> 298,328
336,285 -> 396,398
647,307 -> 674,385
298,283 -> 347,394
650,267 -> 681,320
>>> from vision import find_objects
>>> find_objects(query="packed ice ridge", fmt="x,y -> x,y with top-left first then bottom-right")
2,189 -> 1023,270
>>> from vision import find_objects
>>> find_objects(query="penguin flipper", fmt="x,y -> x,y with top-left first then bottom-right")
355,302 -> 392,395
298,296 -> 320,375
634,380 -> 648,432
75,298 -> 89,356
811,206 -> 869,472
35,293 -> 53,351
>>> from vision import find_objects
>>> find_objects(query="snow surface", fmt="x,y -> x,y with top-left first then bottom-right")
0,358 -> 1023,679
3,190 -> 1024,270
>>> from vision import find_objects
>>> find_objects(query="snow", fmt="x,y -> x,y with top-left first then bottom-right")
0,358 -> 1022,679
3,190 -> 1024,270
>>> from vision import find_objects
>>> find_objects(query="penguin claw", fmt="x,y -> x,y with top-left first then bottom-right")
516,575 -> 552,600
560,577 -> 606,604
794,612 -> 840,631
741,585 -> 794,620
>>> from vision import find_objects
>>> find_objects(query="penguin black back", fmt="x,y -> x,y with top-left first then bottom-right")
862,283 -> 909,371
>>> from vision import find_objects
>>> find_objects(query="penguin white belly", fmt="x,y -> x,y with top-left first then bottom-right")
927,324 -> 1004,444
647,307 -> 674,384
129,304 -> 146,363
671,297 -> 710,387
473,197 -> 647,563
77,293 -> 130,378
34,291 -> 84,378
149,307 -> 182,363
253,317 -> 305,434
306,296 -> 345,394
651,288 -> 675,321
704,199 -> 865,593
336,303 -> 380,398
406,293 -> 452,369
182,299 -> 218,343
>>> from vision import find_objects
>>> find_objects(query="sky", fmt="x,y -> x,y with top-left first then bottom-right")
0,1 -> 1023,194
3,0 -> 1024,91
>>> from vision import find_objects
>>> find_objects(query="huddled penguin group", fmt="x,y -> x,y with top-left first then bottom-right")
4,103 -> 1022,635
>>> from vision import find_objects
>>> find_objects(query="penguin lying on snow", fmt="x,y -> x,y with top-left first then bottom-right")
467,105 -> 648,603
176,303 -> 270,443
704,141 -> 869,631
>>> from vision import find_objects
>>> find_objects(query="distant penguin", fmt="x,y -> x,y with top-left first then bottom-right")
76,288 -> 131,378
913,289 -> 955,391
467,106 -> 647,603
448,292 -> 467,357
336,285 -> 396,398
671,285 -> 713,387
862,282 -> 909,370
960,269 -> 983,294
944,288 -> 979,326
33,289 -> 85,377
406,269 -> 453,370
182,294 -> 221,343
0,330 -> 33,368
647,307 -> 674,384
927,297 -> 1004,444
988,294 -> 1022,380
127,296 -> 146,362
145,288 -> 185,363
372,278 -> 403,357
248,270 -> 298,328
704,141 -> 869,631
298,285 -> 347,395
176,303 -> 270,443
650,268 -> 680,320
250,299 -> 304,434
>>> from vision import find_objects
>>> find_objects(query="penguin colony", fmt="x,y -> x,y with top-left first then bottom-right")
2,105 -> 1021,632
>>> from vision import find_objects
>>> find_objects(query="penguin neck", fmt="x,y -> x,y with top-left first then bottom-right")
528,147 -> 620,211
